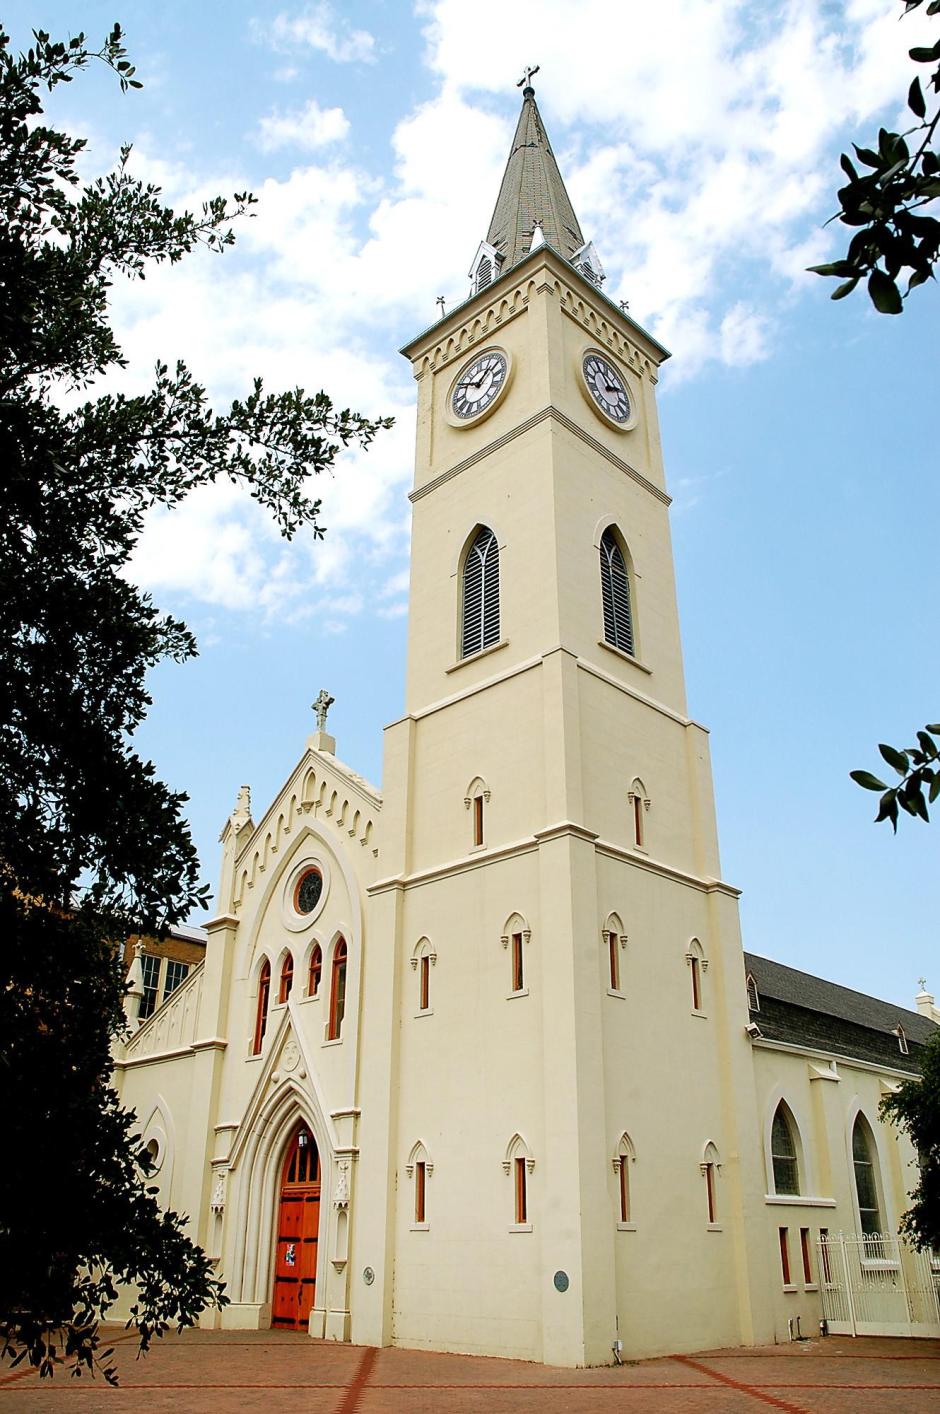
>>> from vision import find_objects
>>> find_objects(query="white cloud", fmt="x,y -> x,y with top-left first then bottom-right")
257,98 -> 349,151
264,4 -> 376,64
109,1 -> 935,613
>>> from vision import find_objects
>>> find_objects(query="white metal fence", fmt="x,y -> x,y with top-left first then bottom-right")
817,1233 -> 940,1337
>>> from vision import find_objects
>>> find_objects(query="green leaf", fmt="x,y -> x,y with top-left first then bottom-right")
879,743 -> 910,775
909,76 -> 927,118
930,775 -> 940,804
807,260 -> 855,277
840,152 -> 859,181
926,724 -> 940,734
851,769 -> 888,791
854,144 -> 883,169
917,731 -> 938,758
831,277 -> 860,300
868,268 -> 903,313
910,43 -> 940,62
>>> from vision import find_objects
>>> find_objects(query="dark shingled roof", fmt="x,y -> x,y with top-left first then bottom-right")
485,87 -> 584,272
744,952 -> 935,1075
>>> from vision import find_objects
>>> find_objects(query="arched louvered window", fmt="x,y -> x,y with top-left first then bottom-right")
771,1103 -> 800,1196
476,256 -> 492,293
852,1114 -> 884,1247
461,527 -> 500,658
600,528 -> 634,656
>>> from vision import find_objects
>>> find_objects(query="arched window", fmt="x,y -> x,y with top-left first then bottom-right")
686,938 -> 707,1014
502,913 -> 530,996
613,1133 -> 635,1224
407,1141 -> 432,1226
599,527 -> 635,656
411,937 -> 436,1014
504,1134 -> 534,1228
701,1141 -> 721,1224
328,938 -> 347,1040
252,959 -> 270,1055
461,526 -> 499,658
604,913 -> 626,993
852,1114 -> 884,1247
465,775 -> 490,848
628,778 -> 648,848
308,944 -> 322,997
770,1102 -> 800,1196
278,954 -> 294,1004
746,972 -> 760,1011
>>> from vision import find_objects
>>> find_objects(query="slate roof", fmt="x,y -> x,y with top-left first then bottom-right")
744,952 -> 934,1076
485,86 -> 585,272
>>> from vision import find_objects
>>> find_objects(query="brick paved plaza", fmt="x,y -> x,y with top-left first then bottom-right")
3,1328 -> 940,1412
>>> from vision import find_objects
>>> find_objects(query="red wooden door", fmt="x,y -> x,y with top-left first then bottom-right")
271,1127 -> 320,1330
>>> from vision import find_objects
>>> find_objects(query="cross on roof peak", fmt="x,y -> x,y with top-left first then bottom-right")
517,64 -> 539,93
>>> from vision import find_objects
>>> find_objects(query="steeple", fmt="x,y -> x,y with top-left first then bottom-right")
468,70 -> 604,294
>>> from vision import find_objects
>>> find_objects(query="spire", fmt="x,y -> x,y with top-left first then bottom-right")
484,74 -> 585,273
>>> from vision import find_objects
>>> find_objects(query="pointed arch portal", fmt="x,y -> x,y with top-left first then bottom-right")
271,1123 -> 321,1330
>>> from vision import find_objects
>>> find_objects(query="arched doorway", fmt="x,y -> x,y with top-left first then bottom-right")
271,1124 -> 321,1329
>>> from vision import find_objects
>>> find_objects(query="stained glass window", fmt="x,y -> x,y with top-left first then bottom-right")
295,869 -> 323,915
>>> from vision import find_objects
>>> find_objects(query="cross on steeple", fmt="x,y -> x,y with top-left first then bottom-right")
517,63 -> 540,93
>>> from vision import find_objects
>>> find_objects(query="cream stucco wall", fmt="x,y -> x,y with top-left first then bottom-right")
112,246 -> 931,1369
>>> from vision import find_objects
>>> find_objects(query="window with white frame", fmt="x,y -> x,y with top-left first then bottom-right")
599,526 -> 635,656
139,954 -> 190,1020
770,1102 -> 801,1196
613,1132 -> 635,1224
461,526 -> 500,658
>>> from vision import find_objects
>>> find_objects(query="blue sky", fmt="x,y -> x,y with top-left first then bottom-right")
9,1 -> 938,1008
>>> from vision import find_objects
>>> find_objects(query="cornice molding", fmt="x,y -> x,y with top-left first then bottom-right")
409,403 -> 669,506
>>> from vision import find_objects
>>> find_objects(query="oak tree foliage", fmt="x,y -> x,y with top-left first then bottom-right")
809,0 -> 940,312
0,24 -> 390,1381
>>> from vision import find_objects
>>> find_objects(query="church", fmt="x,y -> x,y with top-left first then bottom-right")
114,79 -> 939,1365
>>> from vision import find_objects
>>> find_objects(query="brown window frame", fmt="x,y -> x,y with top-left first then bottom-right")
473,794 -> 484,847
514,1156 -> 527,1224
328,938 -> 347,1041
609,931 -> 620,991
278,954 -> 293,1004
252,960 -> 271,1056
618,1157 -> 630,1223
704,1162 -> 717,1223
308,944 -> 322,997
779,1227 -> 792,1285
800,1227 -> 813,1284
419,953 -> 430,1011
633,794 -> 644,847
691,955 -> 702,1011
511,932 -> 524,993
415,1160 -> 426,1223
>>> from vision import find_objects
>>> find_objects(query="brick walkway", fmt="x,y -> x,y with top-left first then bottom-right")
2,1329 -> 940,1412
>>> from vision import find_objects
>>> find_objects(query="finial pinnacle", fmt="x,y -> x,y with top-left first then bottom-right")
517,63 -> 540,95
918,976 -> 928,992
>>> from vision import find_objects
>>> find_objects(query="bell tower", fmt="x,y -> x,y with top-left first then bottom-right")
354,76 -> 771,1366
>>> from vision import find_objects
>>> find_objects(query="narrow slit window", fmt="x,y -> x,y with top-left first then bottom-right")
691,955 -> 702,1011
511,932 -> 524,993
608,932 -> 620,991
461,526 -> 499,658
308,944 -> 322,997
415,1160 -> 426,1223
328,939 -> 347,1040
278,954 -> 293,1004
515,1156 -> 527,1224
820,1228 -> 832,1284
619,1158 -> 630,1223
704,1162 -> 717,1223
419,953 -> 430,1011
633,794 -> 644,847
599,527 -> 635,656
253,960 -> 271,1055
779,1227 -> 792,1285
800,1227 -> 813,1284
746,973 -> 760,1011
473,794 -> 484,847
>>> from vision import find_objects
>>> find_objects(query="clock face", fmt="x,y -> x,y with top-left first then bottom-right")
451,349 -> 508,421
582,351 -> 631,425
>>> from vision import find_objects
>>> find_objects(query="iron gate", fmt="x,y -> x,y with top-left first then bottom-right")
817,1233 -> 940,1337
